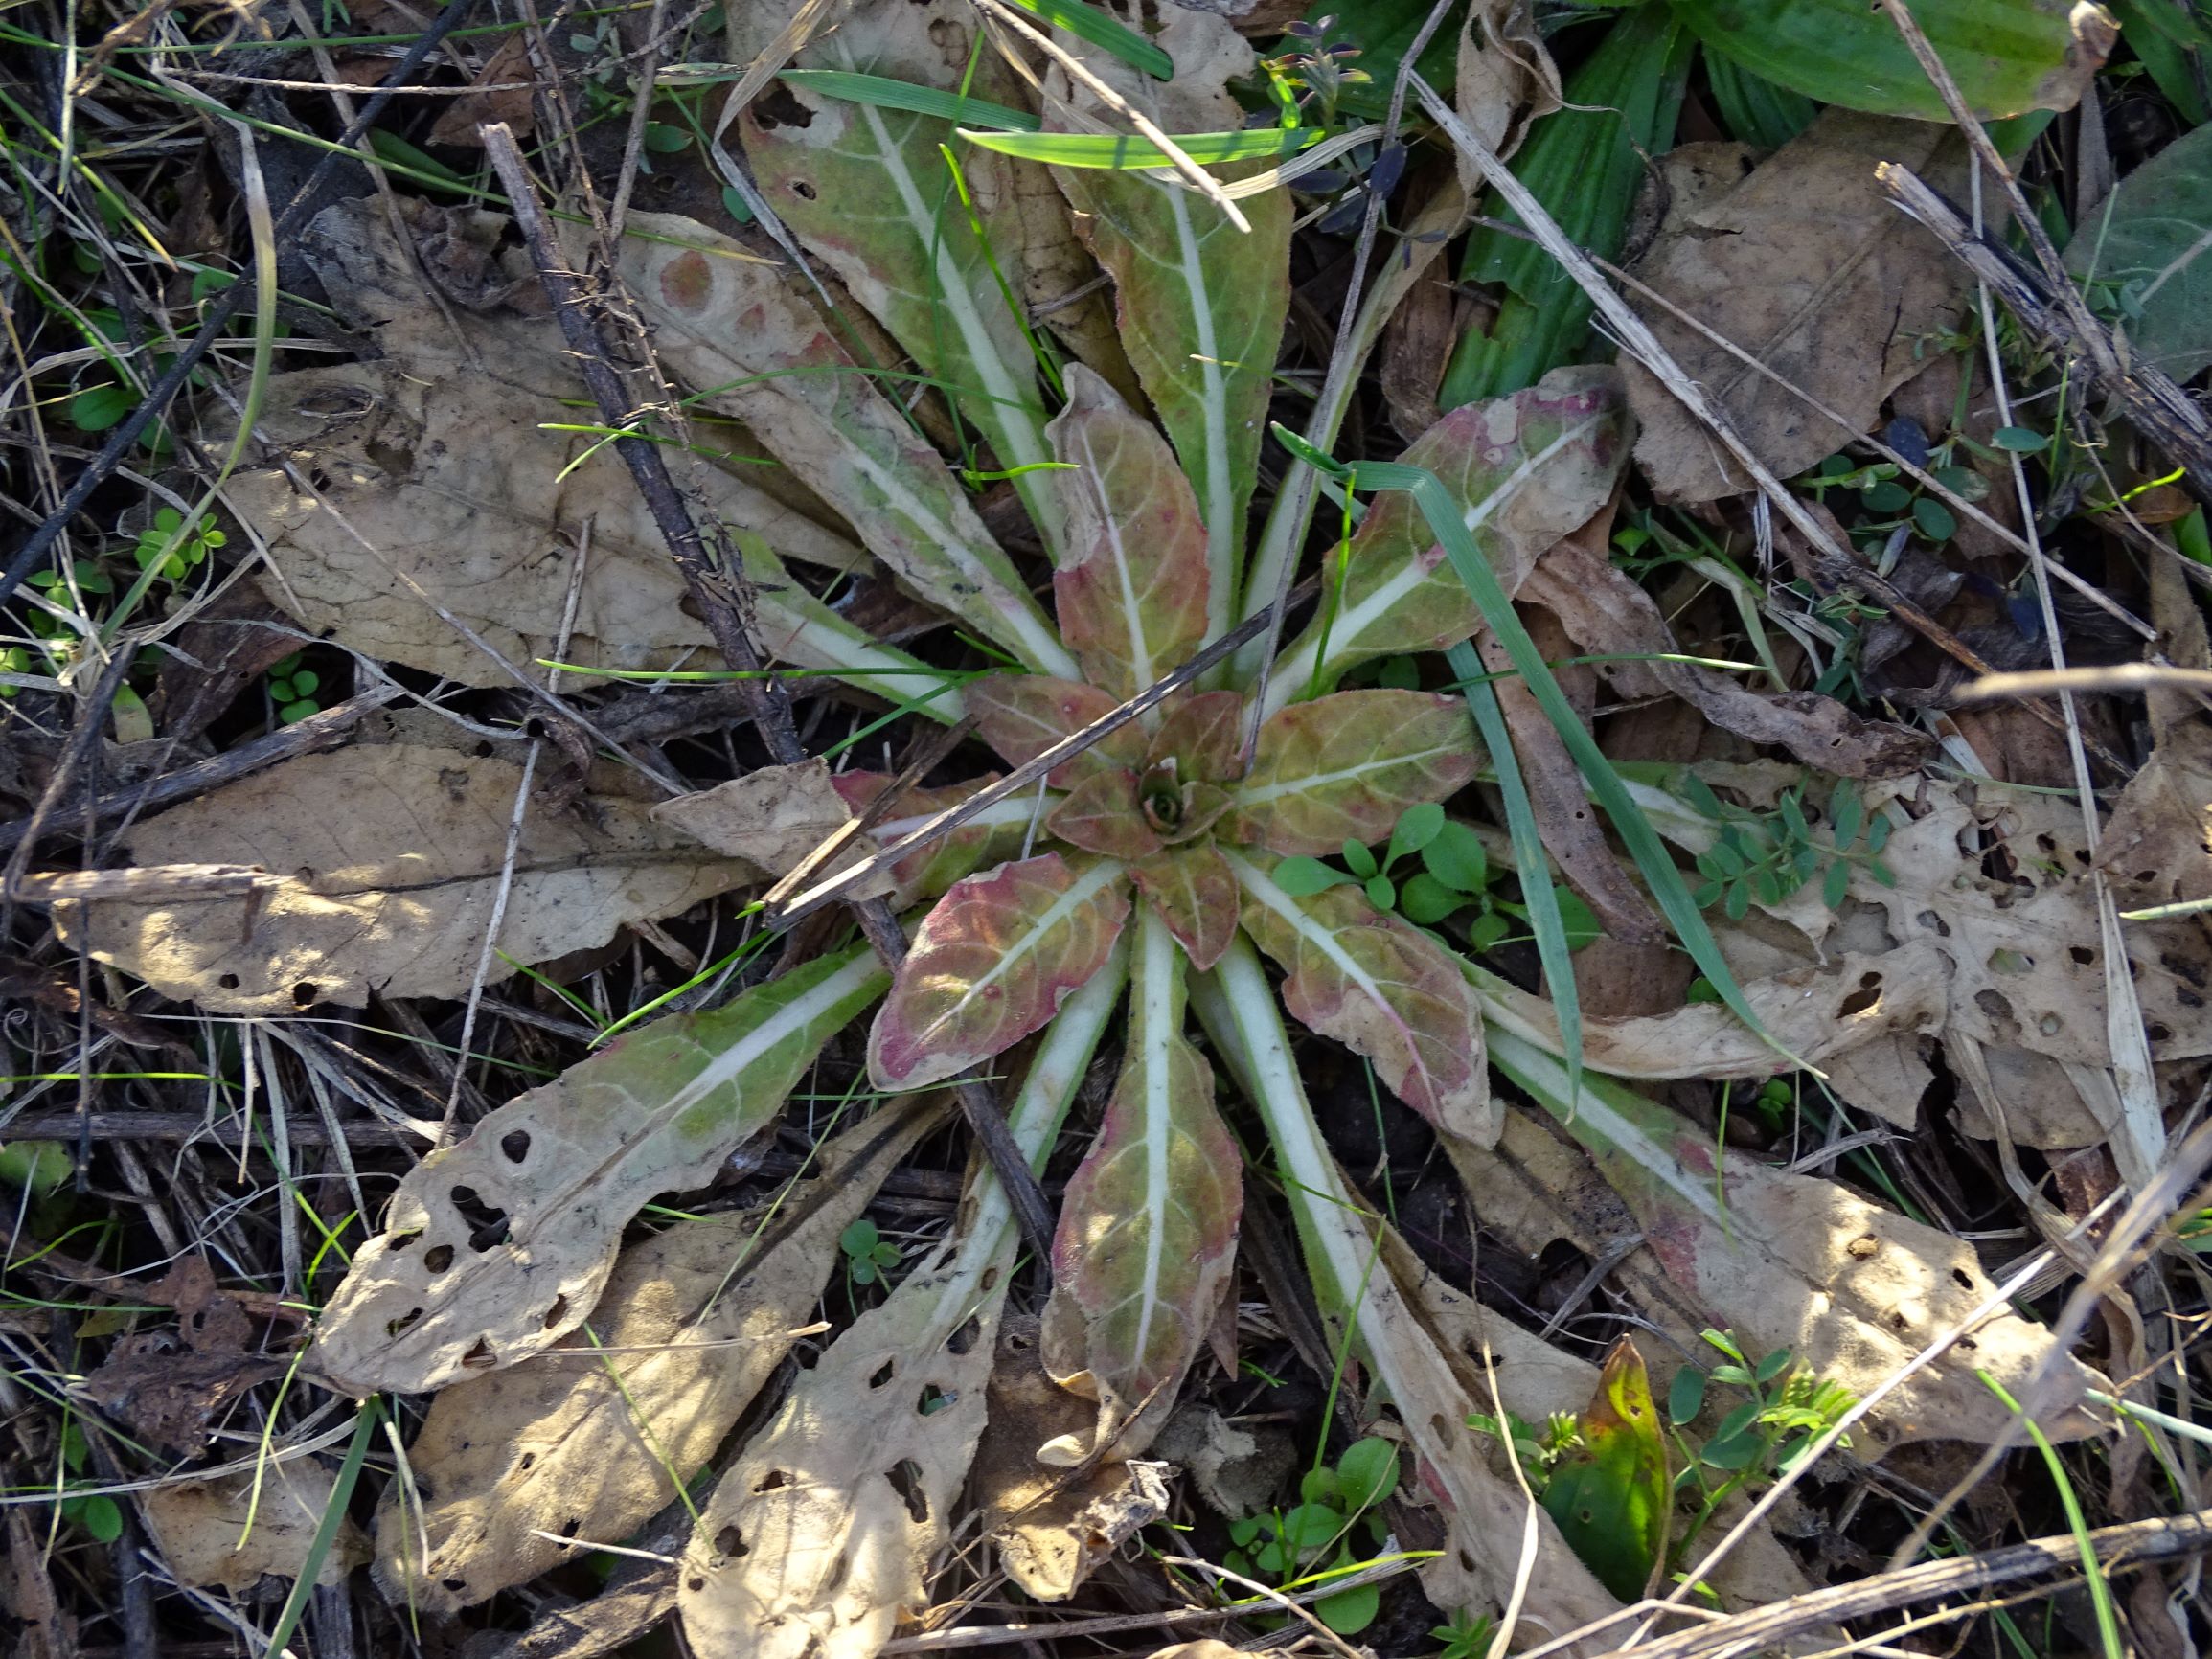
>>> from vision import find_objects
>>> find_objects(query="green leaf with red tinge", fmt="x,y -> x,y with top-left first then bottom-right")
1228,691 -> 1481,858
869,853 -> 1130,1090
1047,769 -> 1162,860
966,673 -> 1146,787
1048,366 -> 1213,699
1045,10 -> 1289,629
829,771 -> 1031,906
617,213 -> 1074,681
1148,690 -> 1244,783
1041,907 -> 1241,1458
1227,850 -> 1493,1144
1540,1338 -> 1671,1603
737,0 -> 1063,554
1129,842 -> 1240,972
1267,367 -> 1630,708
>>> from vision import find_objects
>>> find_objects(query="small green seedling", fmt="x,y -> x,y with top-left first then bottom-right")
1665,1329 -> 1854,1555
1431,1608 -> 1498,1659
1224,1435 -> 1399,1635
53,1423 -> 123,1544
1272,803 -> 1598,953
131,508 -> 225,582
837,1217 -> 901,1288
266,653 -> 324,725
1683,776 -> 1894,920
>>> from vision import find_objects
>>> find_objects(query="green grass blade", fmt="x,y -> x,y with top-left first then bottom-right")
1274,427 -> 1793,1064
775,68 -> 1038,130
1448,645 -> 1582,1099
997,0 -> 1174,80
261,1398 -> 380,1656
1978,1373 -> 2125,1659
959,126 -> 1320,169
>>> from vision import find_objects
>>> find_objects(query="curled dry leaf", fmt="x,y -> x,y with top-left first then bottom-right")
615,211 -> 1076,681
1624,109 -> 1974,502
1485,1027 -> 2107,1455
311,947 -> 888,1395
377,1103 -> 941,1613
651,758 -> 894,903
1519,528 -> 1934,778
1453,0 -> 1562,174
142,1465 -> 369,1594
227,198 -> 857,688
974,1315 -> 1172,1602
56,744 -> 749,1015
680,943 -> 1129,1659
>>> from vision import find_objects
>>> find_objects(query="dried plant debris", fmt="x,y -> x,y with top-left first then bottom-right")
143,1465 -> 370,1594
225,197 -> 859,688
377,1105 -> 938,1612
57,744 -> 754,1013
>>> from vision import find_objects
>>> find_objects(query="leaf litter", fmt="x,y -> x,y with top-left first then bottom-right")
13,1 -> 2203,1656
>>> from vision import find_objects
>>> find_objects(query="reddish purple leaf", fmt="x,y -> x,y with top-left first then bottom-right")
1046,770 -> 1162,861
869,853 -> 1131,1090
1148,690 -> 1245,784
1041,908 -> 1241,1454
1049,366 -> 1212,700
829,771 -> 1026,906
966,673 -> 1145,787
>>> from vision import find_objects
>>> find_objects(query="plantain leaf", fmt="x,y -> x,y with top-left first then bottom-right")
966,672 -> 1148,786
617,212 -> 1076,679
1672,0 -> 2114,122
1129,841 -> 1240,971
1042,906 -> 1242,1458
1047,768 -> 1164,860
1228,691 -> 1482,857
737,531 -> 967,722
1049,365 -> 1212,698
1540,1338 -> 1671,1603
869,853 -> 1130,1089
312,947 -> 889,1394
1266,368 -> 1630,708
739,1 -> 1063,553
1228,849 -> 1492,1144
2064,119 -> 2212,382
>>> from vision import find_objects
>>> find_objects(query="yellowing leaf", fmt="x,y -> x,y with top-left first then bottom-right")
869,853 -> 1130,1089
1041,908 -> 1241,1459
1049,366 -> 1212,699
1229,691 -> 1481,858
1229,851 -> 1492,1144
1540,1338 -> 1670,1603
615,211 -> 1078,680
311,948 -> 888,1395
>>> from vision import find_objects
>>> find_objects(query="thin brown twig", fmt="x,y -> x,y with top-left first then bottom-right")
1581,1505 -> 2212,1659
1958,663 -> 2212,702
476,121 -> 1060,1271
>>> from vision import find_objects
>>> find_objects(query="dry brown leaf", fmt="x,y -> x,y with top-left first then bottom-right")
1148,1404 -> 1295,1521
308,949 -> 893,1395
1624,109 -> 1973,502
1475,627 -> 1665,945
377,1107 -> 939,1613
1520,531 -> 1934,777
1381,1229 -> 1603,1424
425,33 -> 536,146
228,197 -> 859,688
651,758 -> 893,901
143,1466 -> 369,1594
57,744 -> 751,1014
76,1259 -> 294,1455
971,1314 -> 1172,1602
1454,0 -> 1561,173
